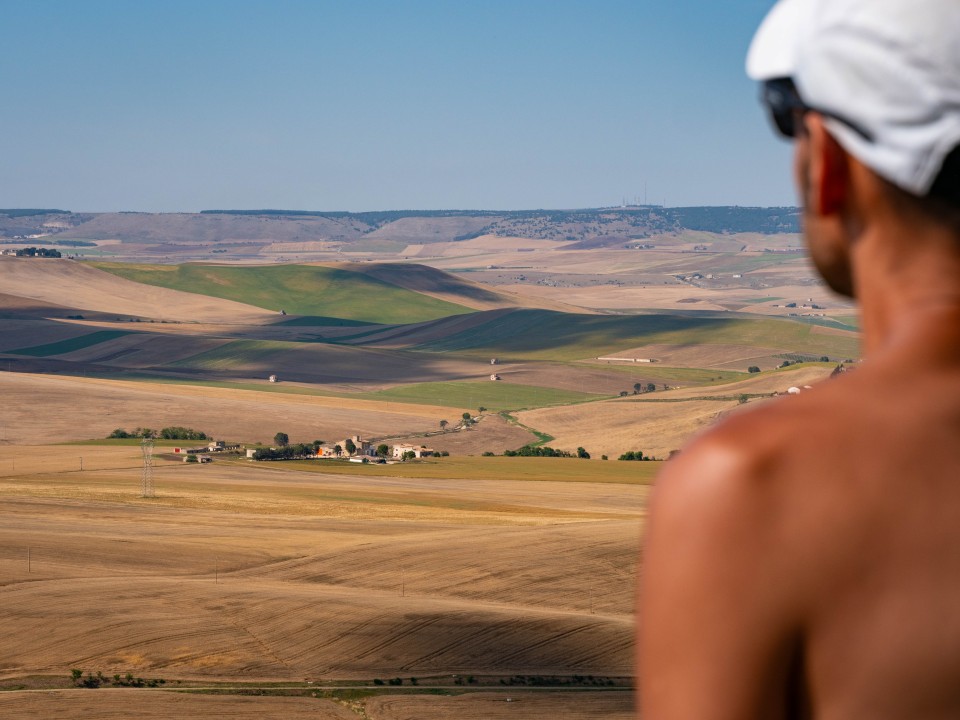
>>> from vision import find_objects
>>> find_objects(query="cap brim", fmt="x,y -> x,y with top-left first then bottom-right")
746,0 -> 808,80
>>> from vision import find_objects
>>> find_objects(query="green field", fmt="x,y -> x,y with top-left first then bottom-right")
7,330 -> 133,357
740,296 -> 783,304
167,339 -> 299,370
89,262 -> 474,324
358,381 -> 605,411
402,309 -> 861,361
583,363 -> 748,386
277,316 -> 375,327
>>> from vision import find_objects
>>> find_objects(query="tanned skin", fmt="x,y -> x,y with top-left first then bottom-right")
637,114 -> 960,719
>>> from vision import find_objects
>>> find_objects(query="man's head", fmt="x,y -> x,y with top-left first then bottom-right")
747,0 -> 960,295
748,0 -> 960,202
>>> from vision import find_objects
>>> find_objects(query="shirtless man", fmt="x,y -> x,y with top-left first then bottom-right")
637,1 -> 960,717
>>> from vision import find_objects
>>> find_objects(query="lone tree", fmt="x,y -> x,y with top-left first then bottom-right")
344,438 -> 357,456
634,382 -> 643,394
440,419 -> 448,431
646,382 -> 657,393
274,432 -> 289,447
376,443 -> 389,458
462,412 -> 471,421
748,366 -> 761,373
334,444 -> 343,457
477,406 -> 487,414
577,447 -> 591,459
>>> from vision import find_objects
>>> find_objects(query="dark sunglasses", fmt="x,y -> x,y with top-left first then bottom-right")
762,78 -> 874,142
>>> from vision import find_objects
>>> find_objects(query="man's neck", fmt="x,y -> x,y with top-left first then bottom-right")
852,218 -> 960,361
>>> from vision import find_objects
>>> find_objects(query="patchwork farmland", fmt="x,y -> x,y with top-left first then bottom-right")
0,241 -> 855,715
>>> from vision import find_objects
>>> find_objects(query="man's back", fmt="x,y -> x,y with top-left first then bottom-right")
639,324 -> 960,718
638,2 -> 960,716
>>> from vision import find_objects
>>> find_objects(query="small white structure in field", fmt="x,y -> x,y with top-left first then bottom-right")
787,386 -> 802,395
268,374 -> 278,383
490,374 -> 500,381
490,358 -> 499,365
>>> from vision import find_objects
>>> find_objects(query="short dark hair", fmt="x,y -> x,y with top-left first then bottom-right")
879,145 -> 960,234
929,145 -> 960,208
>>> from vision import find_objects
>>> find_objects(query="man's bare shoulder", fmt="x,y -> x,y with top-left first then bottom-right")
644,373 -> 874,571
637,382 -> 830,717
653,379 -> 852,504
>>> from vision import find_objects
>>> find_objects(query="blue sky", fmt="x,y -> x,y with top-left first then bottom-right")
1,0 -> 793,212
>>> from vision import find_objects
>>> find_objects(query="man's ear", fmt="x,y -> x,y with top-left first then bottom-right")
806,114 -> 849,216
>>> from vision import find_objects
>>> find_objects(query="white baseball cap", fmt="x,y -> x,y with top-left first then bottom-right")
747,0 -> 960,199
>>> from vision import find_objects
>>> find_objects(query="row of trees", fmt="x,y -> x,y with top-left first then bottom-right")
15,246 -> 61,257
70,669 -> 166,689
109,426 -> 208,440
252,443 -> 319,461
501,445 -> 589,458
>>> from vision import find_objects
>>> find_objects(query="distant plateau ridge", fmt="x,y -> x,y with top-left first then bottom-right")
0,206 -> 799,248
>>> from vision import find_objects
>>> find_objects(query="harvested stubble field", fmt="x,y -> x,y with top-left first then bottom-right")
365,691 -> 633,719
0,257 -> 274,324
516,364 -> 837,459
0,372 -> 463,447
0,691 -> 357,720
0,447 -> 642,717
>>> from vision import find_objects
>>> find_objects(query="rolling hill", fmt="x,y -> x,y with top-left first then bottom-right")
334,308 -> 860,363
90,262 -> 482,324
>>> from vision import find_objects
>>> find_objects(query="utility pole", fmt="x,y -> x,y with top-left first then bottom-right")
141,437 -> 154,497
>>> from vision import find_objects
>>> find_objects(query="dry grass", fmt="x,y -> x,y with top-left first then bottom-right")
365,691 -> 634,719
516,365 -> 836,459
0,257 -> 272,323
0,373 -> 453,446
0,691 -> 356,720
0,449 -> 640,687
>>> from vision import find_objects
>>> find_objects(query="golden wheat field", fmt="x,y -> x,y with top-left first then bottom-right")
516,364 -> 836,459
0,444 -> 642,717
0,372 -> 459,447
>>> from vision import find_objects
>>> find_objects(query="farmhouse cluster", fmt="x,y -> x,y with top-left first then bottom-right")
243,435 -> 439,463
310,436 -> 436,461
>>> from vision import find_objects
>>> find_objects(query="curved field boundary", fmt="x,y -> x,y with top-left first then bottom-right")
7,330 -> 134,357
406,309 -> 860,362
90,263 -> 474,325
